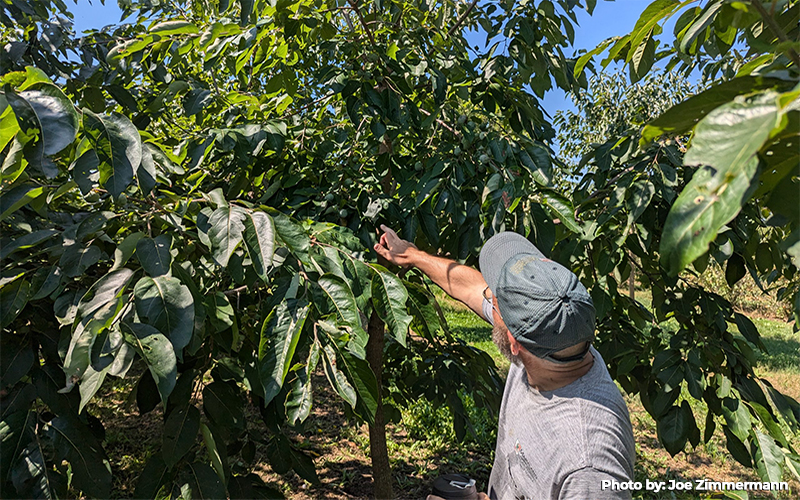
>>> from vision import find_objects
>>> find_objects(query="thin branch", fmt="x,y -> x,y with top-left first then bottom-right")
418,108 -> 460,136
448,0 -> 479,36
750,0 -> 800,67
346,0 -> 376,46
283,91 -> 337,118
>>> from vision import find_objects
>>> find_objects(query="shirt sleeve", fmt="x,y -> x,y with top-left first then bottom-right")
482,296 -> 495,325
559,468 -> 632,500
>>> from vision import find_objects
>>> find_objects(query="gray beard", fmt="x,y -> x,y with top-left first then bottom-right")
492,323 -> 521,366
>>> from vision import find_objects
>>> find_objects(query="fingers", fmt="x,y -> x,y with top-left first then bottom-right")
373,242 -> 390,261
380,224 -> 398,240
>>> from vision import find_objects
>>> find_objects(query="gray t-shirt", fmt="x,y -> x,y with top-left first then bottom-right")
482,299 -> 635,499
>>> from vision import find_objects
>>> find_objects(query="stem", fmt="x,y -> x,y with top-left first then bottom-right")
448,0 -> 480,36
750,0 -> 800,67
366,309 -> 394,499
346,0 -> 377,46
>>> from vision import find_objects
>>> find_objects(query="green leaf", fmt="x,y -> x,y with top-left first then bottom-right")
243,210 -> 274,283
0,105 -> 20,154
112,231 -> 145,271
721,398 -> 751,442
629,28 -> 655,84
187,462 -> 227,500
134,455 -> 170,499
200,423 -> 227,485
0,278 -> 30,327
519,145 -> 552,187
60,244 -> 102,278
657,401 -> 692,455
725,253 -> 746,286
134,276 -> 195,356
0,335 -> 34,388
753,429 -> 784,483
286,342 -> 320,426
338,351 -> 379,425
641,76 -> 785,144
121,322 -> 177,404
371,269 -> 412,347
4,83 -> 79,156
268,209 -> 311,264
0,229 -> 57,261
78,365 -> 109,413
678,0 -> 722,54
317,274 -> 368,351
136,235 -> 173,277
149,20 -> 199,36
320,343 -> 357,409
11,436 -> 61,499
258,299 -> 309,406
82,110 -> 142,198
184,88 -> 213,116
50,416 -> 112,498
76,269 -> 134,321
208,204 -> 247,267
660,94 -> 780,276
0,183 -> 44,222
1,409 -> 35,483
202,381 -> 245,436
574,37 -> 616,78
541,190 -> 581,233
627,0 -> 680,61
162,405 -> 201,468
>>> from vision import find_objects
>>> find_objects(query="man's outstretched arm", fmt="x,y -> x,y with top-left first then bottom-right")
373,225 -> 489,321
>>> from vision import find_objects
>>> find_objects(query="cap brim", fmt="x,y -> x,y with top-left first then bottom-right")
479,232 -> 544,291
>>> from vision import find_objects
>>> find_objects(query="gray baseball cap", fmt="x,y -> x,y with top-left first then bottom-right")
479,232 -> 595,363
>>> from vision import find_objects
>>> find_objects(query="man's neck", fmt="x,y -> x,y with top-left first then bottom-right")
520,351 -> 594,392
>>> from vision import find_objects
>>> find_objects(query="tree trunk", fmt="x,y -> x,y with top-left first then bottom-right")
366,309 -> 394,499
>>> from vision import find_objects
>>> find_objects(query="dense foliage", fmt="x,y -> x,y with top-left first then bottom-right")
0,0 -> 798,498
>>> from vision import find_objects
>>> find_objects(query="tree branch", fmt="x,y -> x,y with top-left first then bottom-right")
346,0 -> 376,46
750,0 -> 800,68
448,0 -> 479,36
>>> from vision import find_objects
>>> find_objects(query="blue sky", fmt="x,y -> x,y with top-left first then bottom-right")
67,0 -> 665,116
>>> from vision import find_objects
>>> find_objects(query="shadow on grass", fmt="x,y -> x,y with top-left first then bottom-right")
758,335 -> 800,372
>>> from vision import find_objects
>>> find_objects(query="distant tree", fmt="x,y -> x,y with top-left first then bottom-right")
554,69 -> 697,168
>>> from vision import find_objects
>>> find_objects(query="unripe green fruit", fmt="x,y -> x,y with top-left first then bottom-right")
325,193 -> 335,202
344,178 -> 353,186
117,193 -> 128,205
85,192 -> 100,203
339,209 -> 349,218
457,114 -> 467,125
414,161 -> 423,171
479,154 -> 490,164
454,146 -> 461,155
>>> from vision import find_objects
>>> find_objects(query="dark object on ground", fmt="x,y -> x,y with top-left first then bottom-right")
431,474 -> 479,499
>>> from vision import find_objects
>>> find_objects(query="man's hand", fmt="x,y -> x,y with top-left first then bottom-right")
374,224 -> 419,268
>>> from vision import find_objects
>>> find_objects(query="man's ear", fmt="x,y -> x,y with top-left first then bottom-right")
506,330 -> 522,356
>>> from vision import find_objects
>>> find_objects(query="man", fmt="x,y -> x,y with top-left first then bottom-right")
374,226 -> 635,499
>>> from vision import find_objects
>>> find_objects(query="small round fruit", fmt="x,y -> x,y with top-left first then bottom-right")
324,193 -> 335,202
344,178 -> 353,187
453,146 -> 461,155
457,114 -> 467,125
339,209 -> 349,218
414,161 -> 423,171
479,154 -> 490,164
